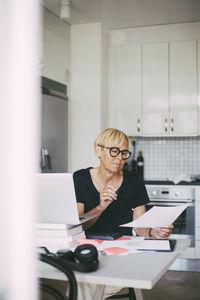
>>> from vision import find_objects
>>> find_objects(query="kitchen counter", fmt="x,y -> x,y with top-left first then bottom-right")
145,180 -> 200,186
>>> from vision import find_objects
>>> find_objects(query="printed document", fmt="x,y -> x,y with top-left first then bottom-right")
120,204 -> 187,228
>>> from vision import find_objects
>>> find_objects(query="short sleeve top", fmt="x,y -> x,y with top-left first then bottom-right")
73,168 -> 150,235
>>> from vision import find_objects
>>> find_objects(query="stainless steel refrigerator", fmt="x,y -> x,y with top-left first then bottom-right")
40,77 -> 68,173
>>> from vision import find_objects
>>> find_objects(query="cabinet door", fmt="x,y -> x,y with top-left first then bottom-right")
142,43 -> 169,135
198,41 -> 200,134
108,45 -> 142,136
170,40 -> 198,135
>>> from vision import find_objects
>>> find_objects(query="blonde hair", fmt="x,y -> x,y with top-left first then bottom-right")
94,128 -> 130,148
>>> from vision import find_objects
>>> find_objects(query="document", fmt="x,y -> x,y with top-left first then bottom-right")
77,237 -> 174,255
120,204 -> 187,228
97,238 -> 173,254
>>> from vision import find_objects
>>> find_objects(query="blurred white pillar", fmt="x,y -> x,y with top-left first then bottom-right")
0,0 -> 40,299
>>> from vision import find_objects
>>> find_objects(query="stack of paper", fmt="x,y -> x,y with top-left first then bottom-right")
35,223 -> 85,250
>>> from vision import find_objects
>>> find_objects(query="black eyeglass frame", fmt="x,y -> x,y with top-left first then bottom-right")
98,145 -> 131,160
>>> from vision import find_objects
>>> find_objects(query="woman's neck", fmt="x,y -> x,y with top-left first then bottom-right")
90,166 -> 123,191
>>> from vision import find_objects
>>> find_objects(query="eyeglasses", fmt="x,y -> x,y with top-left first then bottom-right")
98,145 -> 131,160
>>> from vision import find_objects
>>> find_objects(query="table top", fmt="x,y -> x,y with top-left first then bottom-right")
38,238 -> 190,290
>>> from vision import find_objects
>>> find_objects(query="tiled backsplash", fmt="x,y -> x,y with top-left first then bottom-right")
128,136 -> 200,180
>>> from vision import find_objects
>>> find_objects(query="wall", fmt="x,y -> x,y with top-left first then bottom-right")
70,23 -> 103,172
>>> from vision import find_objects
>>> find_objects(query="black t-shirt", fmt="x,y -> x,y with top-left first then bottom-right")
73,168 -> 150,235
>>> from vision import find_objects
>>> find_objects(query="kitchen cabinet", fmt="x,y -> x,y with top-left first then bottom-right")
169,40 -> 198,135
195,188 -> 200,258
143,40 -> 198,136
198,41 -> 200,135
142,43 -> 169,135
108,39 -> 198,136
41,27 -> 69,84
108,45 -> 142,136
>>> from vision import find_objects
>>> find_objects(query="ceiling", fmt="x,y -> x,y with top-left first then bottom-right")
42,0 -> 200,30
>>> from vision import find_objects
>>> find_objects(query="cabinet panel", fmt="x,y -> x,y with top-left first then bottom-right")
196,241 -> 200,258
198,41 -> 200,134
170,41 -> 198,135
196,203 -> 200,214
196,214 -> 200,227
196,228 -> 200,239
42,28 -> 69,84
108,45 -> 141,136
142,43 -> 169,135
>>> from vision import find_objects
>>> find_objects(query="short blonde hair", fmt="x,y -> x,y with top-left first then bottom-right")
94,128 -> 130,149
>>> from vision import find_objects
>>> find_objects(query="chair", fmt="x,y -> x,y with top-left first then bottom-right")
39,279 -> 66,300
107,287 -> 136,300
39,252 -> 77,300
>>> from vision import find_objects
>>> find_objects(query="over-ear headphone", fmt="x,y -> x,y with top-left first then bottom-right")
40,244 -> 99,273
57,244 -> 99,272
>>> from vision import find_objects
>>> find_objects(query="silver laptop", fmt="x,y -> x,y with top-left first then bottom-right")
36,173 -> 95,225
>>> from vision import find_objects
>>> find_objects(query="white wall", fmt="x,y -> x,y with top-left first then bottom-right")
70,23 -> 103,172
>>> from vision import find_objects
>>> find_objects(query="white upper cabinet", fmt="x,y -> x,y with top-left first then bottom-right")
142,43 -> 169,135
108,23 -> 200,136
169,40 -> 198,135
143,40 -> 198,136
198,41 -> 200,134
108,45 -> 142,136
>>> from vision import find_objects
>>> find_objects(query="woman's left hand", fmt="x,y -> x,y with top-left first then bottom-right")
150,224 -> 174,239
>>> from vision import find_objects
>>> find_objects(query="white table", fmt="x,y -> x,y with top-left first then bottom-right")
38,239 -> 190,300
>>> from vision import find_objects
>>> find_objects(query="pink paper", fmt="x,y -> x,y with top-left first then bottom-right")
103,247 -> 129,255
77,238 -> 103,247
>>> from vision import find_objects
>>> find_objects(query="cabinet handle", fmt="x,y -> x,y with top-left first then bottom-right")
137,119 -> 140,132
164,118 -> 168,132
171,118 -> 174,132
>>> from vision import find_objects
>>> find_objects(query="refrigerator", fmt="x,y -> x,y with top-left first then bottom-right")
40,77 -> 68,173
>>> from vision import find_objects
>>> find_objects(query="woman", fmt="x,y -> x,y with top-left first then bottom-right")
73,128 -> 173,239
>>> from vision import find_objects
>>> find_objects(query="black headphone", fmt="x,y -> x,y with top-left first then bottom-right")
40,244 -> 99,273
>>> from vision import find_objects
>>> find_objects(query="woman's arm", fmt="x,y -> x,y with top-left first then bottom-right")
77,202 -> 104,230
133,205 -> 150,237
77,184 -> 117,230
133,205 -> 173,238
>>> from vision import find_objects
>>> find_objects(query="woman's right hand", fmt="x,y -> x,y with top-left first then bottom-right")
99,184 -> 117,210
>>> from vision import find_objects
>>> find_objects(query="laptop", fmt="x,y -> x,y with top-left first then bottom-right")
36,173 -> 95,226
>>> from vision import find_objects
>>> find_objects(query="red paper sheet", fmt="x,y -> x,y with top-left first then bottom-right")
103,247 -> 129,255
78,238 -> 103,247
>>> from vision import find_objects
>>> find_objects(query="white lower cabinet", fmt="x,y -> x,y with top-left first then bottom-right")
195,188 -> 200,258
196,241 -> 200,258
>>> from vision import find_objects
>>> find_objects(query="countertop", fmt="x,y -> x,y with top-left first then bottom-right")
144,180 -> 200,186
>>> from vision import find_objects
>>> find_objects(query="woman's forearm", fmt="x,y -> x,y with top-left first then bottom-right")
135,227 -> 151,237
82,205 -> 104,230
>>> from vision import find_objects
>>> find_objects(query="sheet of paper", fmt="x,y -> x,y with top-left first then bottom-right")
97,238 -> 171,254
120,204 -> 188,228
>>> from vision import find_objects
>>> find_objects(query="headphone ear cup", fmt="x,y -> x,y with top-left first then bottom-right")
57,250 -> 75,261
74,244 -> 98,264
56,244 -> 99,272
